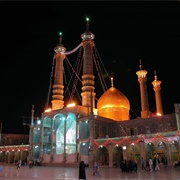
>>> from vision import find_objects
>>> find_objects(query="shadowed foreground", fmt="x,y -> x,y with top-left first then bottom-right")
0,163 -> 180,180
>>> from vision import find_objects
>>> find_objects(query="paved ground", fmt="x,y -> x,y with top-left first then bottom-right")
0,163 -> 180,180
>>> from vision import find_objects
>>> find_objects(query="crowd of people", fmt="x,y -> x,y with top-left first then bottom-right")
120,159 -> 138,173
15,158 -> 41,169
119,155 -> 168,173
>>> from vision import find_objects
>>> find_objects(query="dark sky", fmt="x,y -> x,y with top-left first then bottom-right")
0,2 -> 180,134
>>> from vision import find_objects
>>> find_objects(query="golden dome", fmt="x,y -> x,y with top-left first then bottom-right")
97,87 -> 130,121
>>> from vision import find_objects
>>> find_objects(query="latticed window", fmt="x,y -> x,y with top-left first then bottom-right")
137,124 -> 146,135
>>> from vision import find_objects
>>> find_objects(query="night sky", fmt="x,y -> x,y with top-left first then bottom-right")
0,2 -> 180,134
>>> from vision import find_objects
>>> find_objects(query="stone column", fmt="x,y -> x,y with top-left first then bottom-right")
139,140 -> 146,161
108,144 -> 113,167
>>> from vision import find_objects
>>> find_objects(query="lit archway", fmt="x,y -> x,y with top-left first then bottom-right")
95,146 -> 109,166
112,145 -> 123,166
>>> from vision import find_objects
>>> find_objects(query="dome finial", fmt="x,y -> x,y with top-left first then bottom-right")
111,77 -> 114,88
154,70 -> 157,81
139,59 -> 143,70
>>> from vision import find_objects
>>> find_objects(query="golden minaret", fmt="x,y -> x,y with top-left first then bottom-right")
81,18 -> 96,110
152,70 -> 163,116
51,33 -> 66,110
136,60 -> 150,118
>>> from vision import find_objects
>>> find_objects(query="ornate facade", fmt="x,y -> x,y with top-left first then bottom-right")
0,134 -> 29,164
0,19 -> 180,167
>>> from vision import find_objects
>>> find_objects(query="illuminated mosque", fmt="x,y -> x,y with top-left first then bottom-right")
0,18 -> 180,167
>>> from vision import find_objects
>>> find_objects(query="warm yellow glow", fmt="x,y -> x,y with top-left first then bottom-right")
67,103 -> 75,107
156,113 -> 162,116
136,70 -> 147,78
100,104 -> 128,109
45,108 -> 51,112
97,87 -> 130,121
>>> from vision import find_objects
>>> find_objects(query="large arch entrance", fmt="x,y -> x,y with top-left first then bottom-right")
112,145 -> 123,166
127,143 -> 140,163
169,140 -> 180,164
95,146 -> 109,166
155,141 -> 167,161
146,142 -> 155,159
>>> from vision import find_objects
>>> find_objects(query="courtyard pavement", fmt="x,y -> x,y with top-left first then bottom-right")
0,163 -> 180,180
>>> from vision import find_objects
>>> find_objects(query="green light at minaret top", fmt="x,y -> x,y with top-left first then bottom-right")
86,17 -> 90,31
59,32 -> 62,45
86,17 -> 89,22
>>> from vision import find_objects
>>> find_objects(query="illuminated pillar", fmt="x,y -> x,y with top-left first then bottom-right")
51,33 -> 66,110
108,144 -> 113,167
51,118 -> 55,162
89,113 -> 94,167
64,116 -> 67,163
166,143 -> 171,166
8,151 -> 10,164
39,121 -> 43,163
174,104 -> 180,130
139,140 -> 146,162
136,60 -> 150,118
152,70 -> 163,115
75,115 -> 79,162
167,143 -> 172,165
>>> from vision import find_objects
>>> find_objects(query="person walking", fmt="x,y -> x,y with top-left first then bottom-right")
93,161 -> 100,176
141,157 -> 146,171
133,159 -> 138,173
154,156 -> 160,171
93,161 -> 98,175
149,157 -> 153,172
163,155 -> 167,168
16,159 -> 21,169
96,162 -> 100,175
79,161 -> 86,180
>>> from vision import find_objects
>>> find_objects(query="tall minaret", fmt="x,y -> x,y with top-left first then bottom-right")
152,70 -> 163,116
81,17 -> 96,110
136,60 -> 150,118
51,32 -> 66,110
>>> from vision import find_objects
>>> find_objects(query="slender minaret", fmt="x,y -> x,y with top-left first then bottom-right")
81,17 -> 96,110
152,70 -> 163,116
136,60 -> 150,118
51,32 -> 66,110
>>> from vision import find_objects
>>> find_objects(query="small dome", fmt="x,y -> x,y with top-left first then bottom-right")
97,87 -> 130,121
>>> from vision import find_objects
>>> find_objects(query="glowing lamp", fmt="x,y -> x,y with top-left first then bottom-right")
156,113 -> 162,116
86,17 -> 89,22
37,120 -> 41,125
67,103 -> 75,107
45,108 -> 51,112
